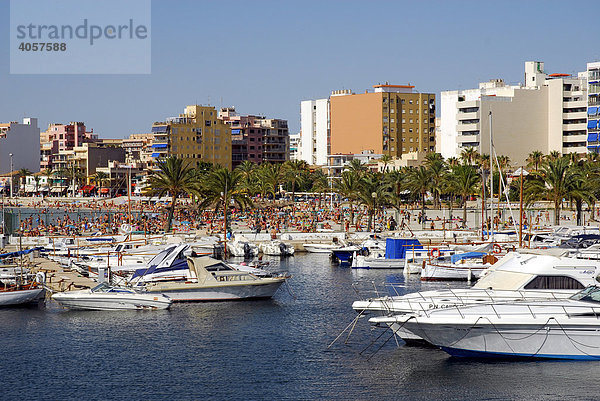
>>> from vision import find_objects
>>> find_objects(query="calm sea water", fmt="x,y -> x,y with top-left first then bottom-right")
2,254 -> 600,400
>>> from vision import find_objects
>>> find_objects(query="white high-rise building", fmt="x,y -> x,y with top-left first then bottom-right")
439,61 -> 587,165
300,98 -> 330,166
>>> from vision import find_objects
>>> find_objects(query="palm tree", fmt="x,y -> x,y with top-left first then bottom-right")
283,160 -> 309,213
568,164 -> 595,226
92,171 -> 109,194
379,154 -> 392,173
257,163 -> 283,201
526,150 -> 544,172
147,156 -> 197,232
356,172 -> 390,231
335,170 -> 361,227
450,164 -> 480,225
346,159 -> 368,177
528,157 -> 579,225
17,168 -> 31,196
460,147 -> 479,165
198,167 -> 253,244
424,153 -> 447,209
547,151 -> 561,162
235,160 -> 257,196
405,166 -> 431,220
311,169 -> 329,210
447,157 -> 460,167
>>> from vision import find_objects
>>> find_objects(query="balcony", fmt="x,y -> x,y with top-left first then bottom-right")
458,100 -> 479,108
563,100 -> 588,109
563,111 -> 587,119
563,123 -> 587,131
562,145 -> 587,154
457,111 -> 479,121
457,122 -> 480,132
562,134 -> 587,143
457,134 -> 480,144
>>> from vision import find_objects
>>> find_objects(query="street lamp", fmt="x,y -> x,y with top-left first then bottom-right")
372,192 -> 377,232
9,153 -> 13,198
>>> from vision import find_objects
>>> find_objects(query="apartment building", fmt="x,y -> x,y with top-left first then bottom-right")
439,61 -> 587,165
219,107 -> 289,168
151,105 -> 232,170
299,97 -> 331,166
122,133 -> 155,166
587,62 -> 600,151
0,117 -> 40,175
40,122 -> 98,170
329,84 -> 436,158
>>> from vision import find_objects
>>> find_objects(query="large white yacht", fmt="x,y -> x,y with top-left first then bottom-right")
371,285 -> 600,360
353,252 -> 600,341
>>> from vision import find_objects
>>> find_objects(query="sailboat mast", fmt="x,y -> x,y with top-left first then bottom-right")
489,111 -> 494,242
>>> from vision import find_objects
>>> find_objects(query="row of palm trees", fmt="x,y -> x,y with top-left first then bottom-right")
148,148 -> 600,233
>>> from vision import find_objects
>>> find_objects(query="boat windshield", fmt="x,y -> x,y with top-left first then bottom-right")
91,282 -> 112,293
570,286 -> 600,303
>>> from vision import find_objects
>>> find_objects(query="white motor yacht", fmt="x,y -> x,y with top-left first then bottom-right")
52,282 -> 172,311
143,256 -> 290,302
371,286 -> 600,360
353,252 -> 600,342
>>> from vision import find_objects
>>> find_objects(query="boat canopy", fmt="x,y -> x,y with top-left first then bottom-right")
384,238 -> 422,259
0,247 -> 43,260
450,251 -> 487,264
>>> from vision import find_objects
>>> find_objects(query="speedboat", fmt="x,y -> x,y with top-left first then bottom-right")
227,240 -> 259,258
142,256 -> 290,302
52,282 -> 172,310
371,286 -> 600,360
259,241 -> 294,256
331,238 -> 385,266
420,251 -> 493,281
353,252 -> 600,342
352,238 -> 422,269
303,243 -> 342,254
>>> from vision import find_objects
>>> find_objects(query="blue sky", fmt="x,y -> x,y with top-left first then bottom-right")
1,0 -> 598,138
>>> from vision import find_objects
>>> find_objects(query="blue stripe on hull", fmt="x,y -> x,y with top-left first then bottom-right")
440,346 -> 600,360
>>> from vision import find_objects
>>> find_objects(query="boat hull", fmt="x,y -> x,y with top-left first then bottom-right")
0,288 -> 45,307
146,280 -> 285,302
404,319 -> 600,360
52,293 -> 171,310
421,264 -> 488,281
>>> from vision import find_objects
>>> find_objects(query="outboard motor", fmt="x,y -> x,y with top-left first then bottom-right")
243,242 -> 251,258
279,242 -> 287,256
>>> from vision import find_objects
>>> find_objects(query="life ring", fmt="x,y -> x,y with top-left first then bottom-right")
493,244 -> 502,254
430,248 -> 441,258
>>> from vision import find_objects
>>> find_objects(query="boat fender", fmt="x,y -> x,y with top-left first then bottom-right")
430,248 -> 441,258
493,244 -> 502,254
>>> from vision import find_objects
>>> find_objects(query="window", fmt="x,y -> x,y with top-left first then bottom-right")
391,109 -> 395,113
409,109 -> 413,114
205,120 -> 211,126
409,119 -> 413,123
402,109 -> 406,114
409,138 -> 413,142
409,128 -> 413,133
409,147 -> 413,151
391,119 -> 395,123
409,100 -> 413,104
402,147 -> 406,151
383,117 -> 388,122
402,119 -> 406,123
524,275 -> 584,290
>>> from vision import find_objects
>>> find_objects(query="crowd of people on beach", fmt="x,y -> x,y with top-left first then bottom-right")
2,195 -> 585,238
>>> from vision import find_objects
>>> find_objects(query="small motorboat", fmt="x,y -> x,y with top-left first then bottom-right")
259,241 -> 294,256
52,282 -> 172,310
227,240 -> 259,258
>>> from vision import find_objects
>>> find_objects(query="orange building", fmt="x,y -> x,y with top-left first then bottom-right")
330,84 -> 436,157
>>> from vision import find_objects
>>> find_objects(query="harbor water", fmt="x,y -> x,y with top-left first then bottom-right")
2,253 -> 600,400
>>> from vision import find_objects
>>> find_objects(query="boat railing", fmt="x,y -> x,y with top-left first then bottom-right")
444,300 -> 600,320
